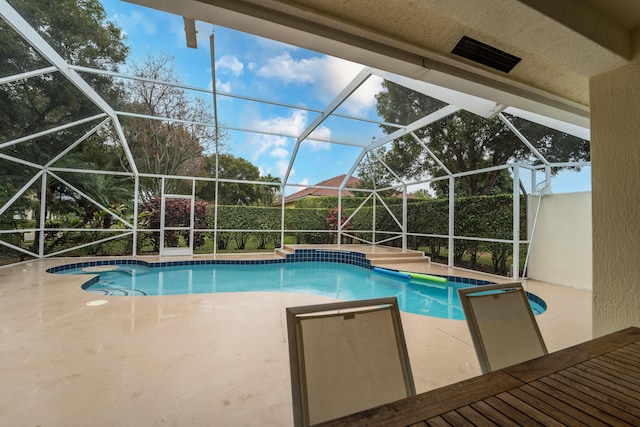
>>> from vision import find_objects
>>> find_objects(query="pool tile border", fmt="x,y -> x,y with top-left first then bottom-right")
46,248 -> 549,313
46,249 -> 374,275
525,291 -> 548,311
47,248 -> 497,288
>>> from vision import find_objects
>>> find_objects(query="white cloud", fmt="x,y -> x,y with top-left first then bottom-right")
216,79 -> 231,93
257,53 -> 382,116
306,127 -> 332,151
305,140 -> 332,151
318,57 -> 383,116
113,11 -> 157,36
342,75 -> 384,116
309,126 -> 331,141
276,160 -> 291,177
265,110 -> 307,133
248,134 -> 288,161
271,146 -> 289,159
216,55 -> 244,76
246,110 -> 334,177
257,52 -> 317,83
257,161 -> 292,180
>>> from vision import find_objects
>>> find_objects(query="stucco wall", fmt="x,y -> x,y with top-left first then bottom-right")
527,192 -> 592,289
590,48 -> 640,337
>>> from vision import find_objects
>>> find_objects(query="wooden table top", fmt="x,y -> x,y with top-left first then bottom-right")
319,326 -> 640,427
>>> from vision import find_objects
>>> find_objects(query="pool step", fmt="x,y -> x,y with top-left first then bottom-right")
275,247 -> 295,258
276,245 -> 430,265
367,253 -> 431,265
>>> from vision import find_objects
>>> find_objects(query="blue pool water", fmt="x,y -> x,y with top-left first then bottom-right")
57,261 -> 546,320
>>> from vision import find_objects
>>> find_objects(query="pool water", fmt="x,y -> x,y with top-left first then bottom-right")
61,262 -> 546,320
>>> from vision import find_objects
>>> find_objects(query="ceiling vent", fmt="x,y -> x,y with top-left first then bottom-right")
451,36 -> 521,73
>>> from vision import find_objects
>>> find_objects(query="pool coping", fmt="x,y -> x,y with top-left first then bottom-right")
47,248 -> 497,287
48,248 -> 551,312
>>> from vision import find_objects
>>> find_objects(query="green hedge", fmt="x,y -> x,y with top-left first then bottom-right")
5,195 -> 524,275
293,195 -> 403,209
214,205 -> 282,249
203,195 -> 524,275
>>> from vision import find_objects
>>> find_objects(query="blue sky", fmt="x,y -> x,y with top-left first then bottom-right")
99,0 -> 590,194
101,0 -> 385,190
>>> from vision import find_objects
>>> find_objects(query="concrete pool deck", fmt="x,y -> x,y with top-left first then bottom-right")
0,246 -> 592,426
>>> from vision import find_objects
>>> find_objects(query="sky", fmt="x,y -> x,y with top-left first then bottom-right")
99,0 -> 591,195
100,0 -> 385,192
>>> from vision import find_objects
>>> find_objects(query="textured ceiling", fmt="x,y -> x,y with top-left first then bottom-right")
127,0 -> 640,127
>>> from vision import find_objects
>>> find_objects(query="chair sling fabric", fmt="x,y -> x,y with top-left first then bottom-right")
458,282 -> 548,374
286,297 -> 415,427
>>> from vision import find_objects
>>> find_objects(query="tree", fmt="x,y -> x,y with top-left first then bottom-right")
431,168 -> 515,199
0,0 -> 129,254
0,0 -> 128,147
355,148 -> 396,196
256,174 -> 282,207
121,53 -> 224,195
368,81 -> 590,196
198,154 -> 275,205
410,189 -> 432,199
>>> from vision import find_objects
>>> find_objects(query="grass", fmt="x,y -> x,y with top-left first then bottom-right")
423,246 -> 528,276
193,235 -> 298,254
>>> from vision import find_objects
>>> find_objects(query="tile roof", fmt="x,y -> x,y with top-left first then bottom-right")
281,174 -> 361,204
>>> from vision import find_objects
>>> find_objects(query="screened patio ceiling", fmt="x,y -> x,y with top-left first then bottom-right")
0,0 -> 591,277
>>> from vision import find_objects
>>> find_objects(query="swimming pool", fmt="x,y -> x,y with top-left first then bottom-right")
52,257 -> 546,320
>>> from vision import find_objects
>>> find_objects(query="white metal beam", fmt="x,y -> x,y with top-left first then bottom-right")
1,1 -> 116,115
45,118 -> 111,167
283,67 -> 373,185
512,165 -> 521,280
410,132 -> 452,176
368,150 -> 404,184
48,171 -> 133,228
0,114 -> 108,150
366,105 -> 461,151
72,64 -> 402,130
0,153 -> 44,170
504,107 -> 590,140
341,148 -> 368,189
372,68 -> 506,119
498,113 -> 549,166
0,170 -> 44,217
0,239 -> 38,258
0,1 -> 138,174
0,66 -> 57,85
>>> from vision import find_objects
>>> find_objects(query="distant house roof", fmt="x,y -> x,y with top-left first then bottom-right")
278,174 -> 361,205
274,174 -> 421,206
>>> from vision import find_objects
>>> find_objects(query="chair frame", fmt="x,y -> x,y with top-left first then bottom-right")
458,282 -> 548,374
286,297 -> 415,427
